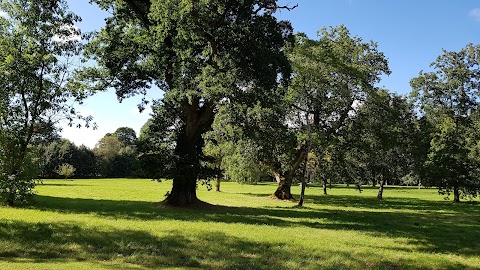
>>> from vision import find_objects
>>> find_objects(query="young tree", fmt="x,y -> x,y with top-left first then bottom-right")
275,26 -> 390,199
55,163 -> 76,179
82,0 -> 294,206
410,44 -> 480,202
0,0 -> 88,205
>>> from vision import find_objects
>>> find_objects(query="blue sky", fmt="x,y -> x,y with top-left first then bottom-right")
61,0 -> 480,148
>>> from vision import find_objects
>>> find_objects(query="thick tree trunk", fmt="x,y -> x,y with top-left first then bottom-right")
273,146 -> 307,200
165,133 -> 200,206
453,185 -> 460,203
274,173 -> 294,200
377,175 -> 385,200
163,99 -> 214,207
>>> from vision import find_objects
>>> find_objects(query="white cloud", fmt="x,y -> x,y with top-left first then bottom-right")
60,126 -> 103,149
0,11 -> 7,18
469,8 -> 480,21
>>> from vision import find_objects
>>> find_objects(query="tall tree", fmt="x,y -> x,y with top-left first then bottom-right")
342,90 -> 416,200
0,0 -> 88,205
410,44 -> 480,202
207,26 -> 390,200
83,0 -> 294,205
113,127 -> 137,147
274,26 -> 390,199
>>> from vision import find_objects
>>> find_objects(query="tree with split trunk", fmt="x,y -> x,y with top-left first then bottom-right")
206,100 -> 300,199
83,0 -> 294,206
206,26 -> 390,201
0,0 -> 89,206
410,44 -> 480,202
272,26 -> 390,200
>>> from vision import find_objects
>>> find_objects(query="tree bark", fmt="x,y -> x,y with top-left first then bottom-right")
273,146 -> 307,200
165,133 -> 200,206
163,98 -> 215,206
322,177 -> 328,195
377,175 -> 385,200
453,185 -> 460,203
298,181 -> 306,206
215,178 -> 221,192
274,172 -> 294,200
298,151 -> 309,207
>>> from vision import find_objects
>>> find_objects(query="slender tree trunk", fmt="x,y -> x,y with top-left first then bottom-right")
298,181 -> 306,206
215,178 -> 221,192
163,99 -> 214,206
377,175 -> 385,200
5,163 -> 21,206
453,185 -> 460,203
322,177 -> 328,195
298,151 -> 309,207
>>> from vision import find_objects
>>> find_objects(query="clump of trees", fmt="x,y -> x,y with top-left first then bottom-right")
1,1 -> 480,206
410,44 -> 480,202
38,127 -> 143,179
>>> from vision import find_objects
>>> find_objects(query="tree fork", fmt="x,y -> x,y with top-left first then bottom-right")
273,146 -> 307,200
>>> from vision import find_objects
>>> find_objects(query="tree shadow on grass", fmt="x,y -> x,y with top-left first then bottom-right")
0,220 -> 471,270
38,183 -> 91,187
24,194 -> 480,258
240,190 -> 480,213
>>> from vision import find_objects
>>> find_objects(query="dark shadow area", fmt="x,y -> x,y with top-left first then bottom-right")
39,183 -> 90,187
240,190 -> 480,214
0,220 -> 471,270
23,194 -> 480,258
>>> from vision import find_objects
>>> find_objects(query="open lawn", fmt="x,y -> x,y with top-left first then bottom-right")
0,179 -> 479,270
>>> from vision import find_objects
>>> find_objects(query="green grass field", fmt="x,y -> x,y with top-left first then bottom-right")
0,179 -> 479,270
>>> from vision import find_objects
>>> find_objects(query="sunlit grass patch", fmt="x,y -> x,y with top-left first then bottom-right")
0,179 -> 479,269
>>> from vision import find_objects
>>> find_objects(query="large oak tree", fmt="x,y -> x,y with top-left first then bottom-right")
83,0 -> 294,205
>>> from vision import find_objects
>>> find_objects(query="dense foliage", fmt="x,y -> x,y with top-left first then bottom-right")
1,1 -> 479,206
80,0 -> 295,205
0,0 -> 88,205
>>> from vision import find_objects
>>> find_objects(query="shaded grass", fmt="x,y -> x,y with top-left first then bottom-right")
0,179 -> 479,269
